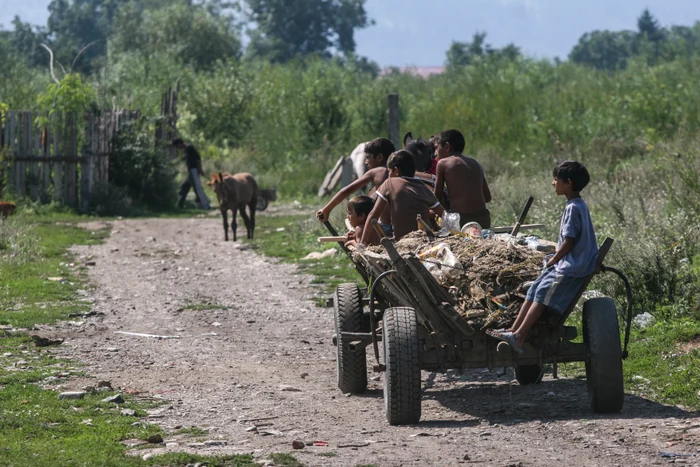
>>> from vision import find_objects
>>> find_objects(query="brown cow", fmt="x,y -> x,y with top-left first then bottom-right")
208,172 -> 258,241
0,201 -> 16,223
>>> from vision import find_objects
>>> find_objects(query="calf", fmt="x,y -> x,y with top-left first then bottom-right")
208,172 -> 258,241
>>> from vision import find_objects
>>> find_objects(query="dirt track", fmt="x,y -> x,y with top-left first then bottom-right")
44,215 -> 700,467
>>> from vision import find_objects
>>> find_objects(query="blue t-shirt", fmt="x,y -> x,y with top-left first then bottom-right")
555,197 -> 598,278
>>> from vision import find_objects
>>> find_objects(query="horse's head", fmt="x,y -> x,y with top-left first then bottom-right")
403,132 -> 434,173
208,172 -> 230,207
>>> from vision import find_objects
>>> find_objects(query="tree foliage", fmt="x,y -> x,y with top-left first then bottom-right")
110,0 -> 241,71
569,9 -> 700,70
445,32 -> 521,69
244,0 -> 372,62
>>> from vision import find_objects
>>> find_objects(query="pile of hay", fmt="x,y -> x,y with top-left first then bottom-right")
365,231 -> 546,330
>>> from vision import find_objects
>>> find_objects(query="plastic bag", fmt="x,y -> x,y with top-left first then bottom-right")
419,243 -> 462,280
440,212 -> 461,233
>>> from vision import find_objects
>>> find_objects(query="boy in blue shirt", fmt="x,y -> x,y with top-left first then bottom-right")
489,161 -> 598,353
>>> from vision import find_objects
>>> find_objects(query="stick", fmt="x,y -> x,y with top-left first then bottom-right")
416,214 -> 436,238
338,442 -> 371,448
237,415 -> 279,423
113,331 -> 180,339
491,223 -> 544,234
318,236 -> 347,242
370,218 -> 387,239
510,196 -> 534,237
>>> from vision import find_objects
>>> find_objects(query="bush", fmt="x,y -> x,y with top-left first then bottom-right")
104,117 -> 178,214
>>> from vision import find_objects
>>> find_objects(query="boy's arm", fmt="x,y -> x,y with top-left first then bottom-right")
360,197 -> 387,245
434,160 -> 446,202
432,203 -> 445,219
482,174 -> 491,203
546,237 -> 576,268
316,170 -> 375,222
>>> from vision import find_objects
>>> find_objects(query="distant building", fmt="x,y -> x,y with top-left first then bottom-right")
379,66 -> 446,79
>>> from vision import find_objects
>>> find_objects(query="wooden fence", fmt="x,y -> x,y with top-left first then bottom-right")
0,110 -> 138,211
0,87 -> 178,211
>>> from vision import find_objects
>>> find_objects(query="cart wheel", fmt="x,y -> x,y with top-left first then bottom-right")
256,197 -> 268,212
334,283 -> 367,394
515,364 -> 544,385
383,307 -> 421,425
583,297 -> 624,413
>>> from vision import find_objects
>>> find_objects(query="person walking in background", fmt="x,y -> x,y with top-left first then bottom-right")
433,129 -> 492,228
173,138 -> 205,209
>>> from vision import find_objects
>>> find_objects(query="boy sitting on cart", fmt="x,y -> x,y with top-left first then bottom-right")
489,160 -> 598,353
359,150 -> 445,245
345,195 -> 381,248
317,138 -> 396,236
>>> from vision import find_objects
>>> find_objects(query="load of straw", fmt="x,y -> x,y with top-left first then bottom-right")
365,231 -> 547,330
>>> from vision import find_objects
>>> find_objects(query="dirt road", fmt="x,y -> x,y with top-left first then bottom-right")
48,216 -> 699,466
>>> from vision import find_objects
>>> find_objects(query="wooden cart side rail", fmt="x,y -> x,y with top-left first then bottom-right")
357,251 -> 438,333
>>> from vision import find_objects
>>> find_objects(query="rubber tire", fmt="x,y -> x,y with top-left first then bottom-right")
334,283 -> 367,394
383,307 -> 421,425
515,364 -> 544,385
256,197 -> 268,212
583,297 -> 624,413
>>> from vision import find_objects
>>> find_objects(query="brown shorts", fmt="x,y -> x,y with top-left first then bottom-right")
459,210 -> 491,229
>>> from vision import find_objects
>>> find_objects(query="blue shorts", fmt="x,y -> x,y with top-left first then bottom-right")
525,267 -> 587,314
379,222 -> 393,237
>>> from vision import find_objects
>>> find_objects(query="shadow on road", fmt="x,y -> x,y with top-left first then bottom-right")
421,369 -> 697,426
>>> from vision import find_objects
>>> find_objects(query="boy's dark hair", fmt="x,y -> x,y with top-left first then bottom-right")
553,160 -> 590,192
347,195 -> 374,217
387,150 -> 416,177
172,138 -> 184,146
364,138 -> 396,165
437,129 -> 465,154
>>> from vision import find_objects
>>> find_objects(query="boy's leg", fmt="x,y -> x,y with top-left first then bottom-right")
509,300 -> 533,331
513,302 -> 547,348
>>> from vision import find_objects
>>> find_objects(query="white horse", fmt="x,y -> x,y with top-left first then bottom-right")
349,142 -> 369,181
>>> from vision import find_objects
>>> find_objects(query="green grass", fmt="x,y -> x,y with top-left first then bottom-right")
622,320 -> 700,410
246,210 -> 363,296
269,453 -> 305,467
0,210 -> 257,467
559,314 -> 700,411
0,217 -> 108,329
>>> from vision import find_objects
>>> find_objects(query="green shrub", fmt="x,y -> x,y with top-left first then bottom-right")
106,117 -> 178,213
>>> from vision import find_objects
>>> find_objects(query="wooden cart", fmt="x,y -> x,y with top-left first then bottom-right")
329,226 -> 633,425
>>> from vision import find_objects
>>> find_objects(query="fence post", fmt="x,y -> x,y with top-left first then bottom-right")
387,93 -> 400,150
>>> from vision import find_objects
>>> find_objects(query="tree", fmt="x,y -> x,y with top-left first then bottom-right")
46,0 -> 130,73
569,30 -> 634,70
110,1 -> 241,71
637,8 -> 665,44
244,0 -> 372,63
9,17 -> 49,67
634,9 -> 667,65
445,32 -> 520,69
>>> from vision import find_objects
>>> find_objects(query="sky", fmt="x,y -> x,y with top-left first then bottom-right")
3,0 -> 700,67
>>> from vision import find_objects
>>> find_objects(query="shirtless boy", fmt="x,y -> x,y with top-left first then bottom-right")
360,150 -> 445,244
433,129 -> 492,228
316,137 -> 395,235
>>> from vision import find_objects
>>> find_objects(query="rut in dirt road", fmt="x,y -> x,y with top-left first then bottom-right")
46,217 -> 700,467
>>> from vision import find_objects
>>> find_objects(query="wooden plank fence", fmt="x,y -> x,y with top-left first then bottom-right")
0,110 -> 137,210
